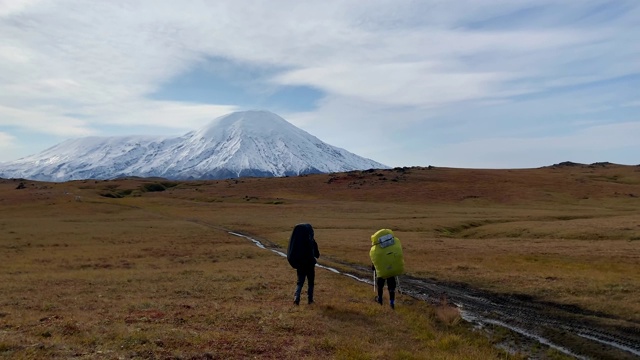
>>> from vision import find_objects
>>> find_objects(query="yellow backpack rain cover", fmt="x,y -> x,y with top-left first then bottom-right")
370,229 -> 405,279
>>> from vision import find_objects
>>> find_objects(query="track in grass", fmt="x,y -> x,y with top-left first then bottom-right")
226,228 -> 640,360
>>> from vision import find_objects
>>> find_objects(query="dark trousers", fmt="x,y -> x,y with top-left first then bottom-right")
376,276 -> 396,303
295,265 -> 315,302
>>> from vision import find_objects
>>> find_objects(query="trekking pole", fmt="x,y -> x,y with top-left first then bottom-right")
373,269 -> 377,293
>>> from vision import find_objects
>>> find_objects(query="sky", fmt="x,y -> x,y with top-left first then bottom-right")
0,0 -> 638,168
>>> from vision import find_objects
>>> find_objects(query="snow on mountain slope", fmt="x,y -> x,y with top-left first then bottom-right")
0,111 -> 388,181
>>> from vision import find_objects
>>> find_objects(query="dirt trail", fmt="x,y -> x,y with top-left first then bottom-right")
225,229 -> 640,360
397,275 -> 640,360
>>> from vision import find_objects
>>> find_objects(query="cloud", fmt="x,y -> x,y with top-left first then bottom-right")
0,131 -> 15,147
283,95 -> 436,166
4,1 -> 635,108
0,0 -> 638,166
0,0 -> 45,18
275,63 -> 515,108
0,131 -> 20,163
89,101 -> 239,130
427,121 -> 640,168
0,104 -> 93,136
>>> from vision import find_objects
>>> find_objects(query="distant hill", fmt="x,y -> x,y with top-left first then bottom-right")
0,111 -> 387,182
546,161 -> 624,168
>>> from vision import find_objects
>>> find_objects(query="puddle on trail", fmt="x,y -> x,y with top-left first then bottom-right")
460,311 -> 588,360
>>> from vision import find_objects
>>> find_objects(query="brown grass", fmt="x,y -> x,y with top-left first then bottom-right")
434,295 -> 462,326
1,164 -> 639,358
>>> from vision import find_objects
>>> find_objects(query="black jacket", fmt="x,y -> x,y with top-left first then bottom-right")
287,223 -> 320,269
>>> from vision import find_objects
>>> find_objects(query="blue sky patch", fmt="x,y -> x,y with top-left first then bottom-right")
151,57 -> 323,112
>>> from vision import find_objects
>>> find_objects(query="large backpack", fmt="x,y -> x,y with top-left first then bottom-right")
370,229 -> 405,278
287,223 -> 316,269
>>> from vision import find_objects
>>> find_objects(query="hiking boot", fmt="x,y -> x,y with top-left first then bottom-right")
308,287 -> 314,304
294,296 -> 300,305
390,301 -> 395,310
376,296 -> 383,305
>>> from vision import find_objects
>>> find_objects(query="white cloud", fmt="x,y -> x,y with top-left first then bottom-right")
90,101 -> 239,130
283,95 -> 434,166
0,0 -> 638,166
275,63 -> 515,108
428,121 -> 640,168
0,105 -> 93,136
0,131 -> 15,147
0,131 -> 19,162
3,1 -> 634,110
0,0 -> 45,18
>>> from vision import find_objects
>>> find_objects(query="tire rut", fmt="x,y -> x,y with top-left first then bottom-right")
222,228 -> 640,360
396,275 -> 640,360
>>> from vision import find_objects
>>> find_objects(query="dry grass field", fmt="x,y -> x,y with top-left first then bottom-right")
1,163 -> 639,359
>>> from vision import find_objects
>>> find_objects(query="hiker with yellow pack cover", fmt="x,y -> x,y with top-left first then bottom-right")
370,229 -> 405,309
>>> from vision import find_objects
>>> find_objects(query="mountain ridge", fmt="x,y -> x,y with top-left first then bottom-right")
0,111 -> 388,181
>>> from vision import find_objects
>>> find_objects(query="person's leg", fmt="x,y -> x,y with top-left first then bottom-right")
307,265 -> 316,304
376,277 -> 385,304
294,268 -> 306,305
388,276 -> 397,309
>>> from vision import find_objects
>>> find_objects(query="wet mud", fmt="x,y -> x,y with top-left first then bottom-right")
398,274 -> 640,360
229,230 -> 640,360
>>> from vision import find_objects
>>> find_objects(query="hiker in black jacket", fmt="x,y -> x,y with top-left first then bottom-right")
287,223 -> 320,305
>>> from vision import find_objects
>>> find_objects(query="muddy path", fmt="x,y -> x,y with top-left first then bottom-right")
398,275 -> 640,360
224,229 -> 640,360
321,259 -> 640,360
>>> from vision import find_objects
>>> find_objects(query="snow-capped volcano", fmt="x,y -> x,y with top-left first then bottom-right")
0,111 -> 388,181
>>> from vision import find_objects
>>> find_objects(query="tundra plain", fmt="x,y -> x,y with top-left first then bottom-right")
1,163 -> 639,359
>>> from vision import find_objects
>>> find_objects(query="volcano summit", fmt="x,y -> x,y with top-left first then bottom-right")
0,111 -> 387,182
